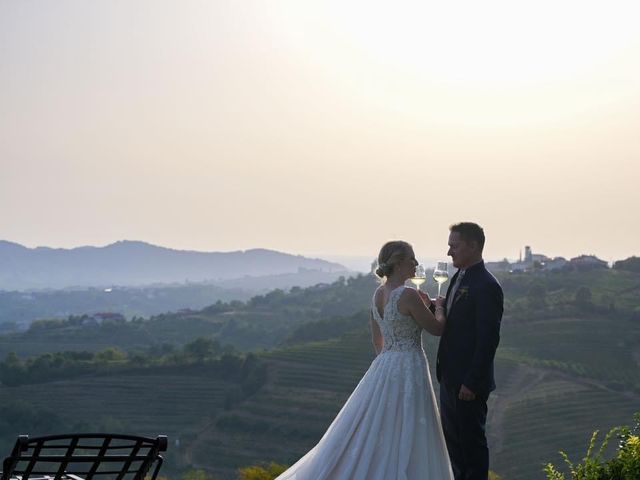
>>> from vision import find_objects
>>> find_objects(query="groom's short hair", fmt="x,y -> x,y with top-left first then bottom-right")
450,222 -> 485,251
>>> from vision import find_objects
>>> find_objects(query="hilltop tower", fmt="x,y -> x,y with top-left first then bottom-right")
524,246 -> 533,263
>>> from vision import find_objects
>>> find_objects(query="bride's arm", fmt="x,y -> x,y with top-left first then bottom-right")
369,311 -> 384,355
403,289 -> 446,336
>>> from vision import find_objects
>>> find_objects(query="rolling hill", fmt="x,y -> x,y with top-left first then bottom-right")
0,268 -> 638,479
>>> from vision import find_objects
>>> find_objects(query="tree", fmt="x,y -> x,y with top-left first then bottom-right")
94,347 -> 127,363
600,293 -> 616,311
528,282 -> 548,308
184,337 -> 219,362
219,353 -> 242,380
0,352 -> 25,386
574,286 -> 593,307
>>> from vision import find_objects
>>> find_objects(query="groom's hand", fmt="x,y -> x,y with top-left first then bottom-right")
458,384 -> 476,401
417,290 -> 432,306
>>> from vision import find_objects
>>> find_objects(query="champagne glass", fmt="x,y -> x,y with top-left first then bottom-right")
410,264 -> 427,291
433,261 -> 449,296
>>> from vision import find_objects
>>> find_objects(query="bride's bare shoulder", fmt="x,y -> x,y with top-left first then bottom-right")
373,286 -> 384,302
398,286 -> 420,307
399,286 -> 418,298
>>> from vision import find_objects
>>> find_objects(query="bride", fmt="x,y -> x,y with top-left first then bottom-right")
275,241 -> 454,479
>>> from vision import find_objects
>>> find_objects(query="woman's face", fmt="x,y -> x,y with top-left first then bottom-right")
395,247 -> 418,280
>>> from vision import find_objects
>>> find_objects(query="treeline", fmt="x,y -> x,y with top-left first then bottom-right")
0,401 -> 67,452
0,283 -> 251,327
0,400 -> 136,458
0,338 -> 267,395
24,274 -> 376,331
245,275 -> 377,317
506,284 -> 618,320
499,269 -> 640,321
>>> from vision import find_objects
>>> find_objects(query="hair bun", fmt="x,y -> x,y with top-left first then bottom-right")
374,262 -> 394,279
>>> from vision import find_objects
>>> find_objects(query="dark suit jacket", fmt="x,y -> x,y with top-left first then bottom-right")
436,261 -> 503,396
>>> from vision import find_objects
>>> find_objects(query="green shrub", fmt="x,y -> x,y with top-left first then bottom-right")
544,412 -> 640,479
237,462 -> 287,480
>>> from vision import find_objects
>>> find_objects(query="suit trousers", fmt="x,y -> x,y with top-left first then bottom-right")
439,383 -> 489,480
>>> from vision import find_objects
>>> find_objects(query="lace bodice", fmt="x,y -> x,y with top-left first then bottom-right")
371,286 -> 422,353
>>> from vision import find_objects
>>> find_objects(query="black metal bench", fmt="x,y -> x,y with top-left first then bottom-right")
1,434 -> 168,480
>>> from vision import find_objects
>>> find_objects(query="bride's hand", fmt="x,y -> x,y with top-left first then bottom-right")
435,296 -> 446,309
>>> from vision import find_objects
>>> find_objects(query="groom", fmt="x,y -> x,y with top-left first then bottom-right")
436,222 -> 504,480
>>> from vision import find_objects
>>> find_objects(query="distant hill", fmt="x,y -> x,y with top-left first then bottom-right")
0,240 -> 347,290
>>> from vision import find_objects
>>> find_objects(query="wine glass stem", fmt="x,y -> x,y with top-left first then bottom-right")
437,283 -> 441,297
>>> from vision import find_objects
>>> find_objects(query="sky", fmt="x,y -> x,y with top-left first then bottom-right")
1,0 -> 639,263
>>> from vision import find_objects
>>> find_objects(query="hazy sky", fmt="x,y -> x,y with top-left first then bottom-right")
1,0 -> 639,262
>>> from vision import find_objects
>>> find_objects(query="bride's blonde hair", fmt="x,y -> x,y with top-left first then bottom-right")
375,241 -> 412,282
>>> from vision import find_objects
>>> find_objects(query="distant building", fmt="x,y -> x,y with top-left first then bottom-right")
486,247 -> 573,274
509,260 -> 529,272
459,247 -> 607,275
531,253 -> 550,264
544,257 -> 568,270
485,259 -> 512,273
524,246 -> 533,264
569,255 -> 608,269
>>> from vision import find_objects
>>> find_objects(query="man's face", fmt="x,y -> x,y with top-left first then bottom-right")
447,231 -> 478,269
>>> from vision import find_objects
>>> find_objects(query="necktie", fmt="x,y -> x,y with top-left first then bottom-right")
446,269 -> 465,312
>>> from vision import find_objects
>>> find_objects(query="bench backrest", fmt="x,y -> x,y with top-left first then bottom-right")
1,434 -> 168,480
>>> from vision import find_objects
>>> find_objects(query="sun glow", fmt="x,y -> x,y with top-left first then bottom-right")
270,0 -> 640,126
321,0 -> 640,87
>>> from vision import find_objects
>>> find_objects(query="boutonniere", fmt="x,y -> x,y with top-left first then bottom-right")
454,286 -> 469,302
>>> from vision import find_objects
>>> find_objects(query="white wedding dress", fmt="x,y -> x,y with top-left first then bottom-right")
275,286 -> 454,480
